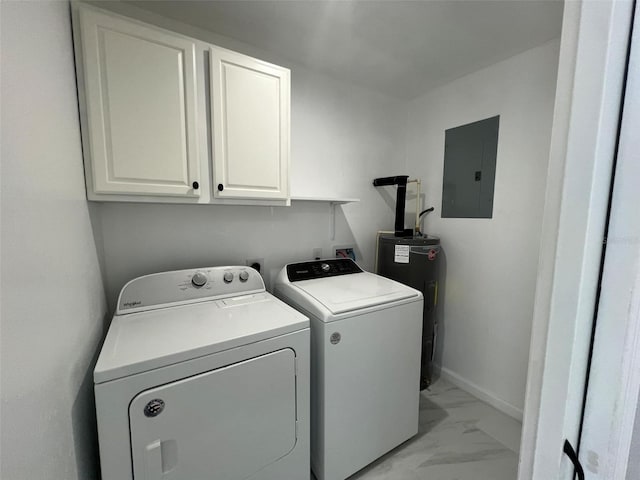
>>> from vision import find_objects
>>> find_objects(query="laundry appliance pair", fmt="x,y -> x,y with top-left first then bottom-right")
94,259 -> 423,480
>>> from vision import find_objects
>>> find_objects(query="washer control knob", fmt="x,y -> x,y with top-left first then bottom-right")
223,271 -> 234,284
239,271 -> 250,282
191,271 -> 207,288
321,263 -> 331,272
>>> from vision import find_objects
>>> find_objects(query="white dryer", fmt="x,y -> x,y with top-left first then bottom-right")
274,259 -> 423,480
94,266 -> 310,480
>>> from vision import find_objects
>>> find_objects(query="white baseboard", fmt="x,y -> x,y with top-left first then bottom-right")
436,365 -> 524,422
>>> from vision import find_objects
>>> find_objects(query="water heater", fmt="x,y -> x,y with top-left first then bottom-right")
376,234 -> 441,389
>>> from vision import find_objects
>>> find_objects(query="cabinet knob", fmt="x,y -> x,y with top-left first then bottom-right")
192,181 -> 199,190
217,184 -> 224,192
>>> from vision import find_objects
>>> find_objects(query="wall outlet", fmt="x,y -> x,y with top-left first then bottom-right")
245,258 -> 264,274
312,248 -> 323,260
333,246 -> 356,261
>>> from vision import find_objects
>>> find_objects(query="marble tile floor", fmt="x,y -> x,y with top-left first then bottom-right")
317,379 -> 523,480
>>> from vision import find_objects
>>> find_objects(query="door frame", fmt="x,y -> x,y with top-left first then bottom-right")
578,2 -> 640,477
518,1 -> 635,479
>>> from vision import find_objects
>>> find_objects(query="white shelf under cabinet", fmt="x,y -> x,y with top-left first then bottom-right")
291,196 -> 359,241
291,196 -> 360,205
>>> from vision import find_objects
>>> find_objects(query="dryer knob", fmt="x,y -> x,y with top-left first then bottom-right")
239,271 -> 249,282
321,263 -> 331,272
223,272 -> 234,283
191,272 -> 207,288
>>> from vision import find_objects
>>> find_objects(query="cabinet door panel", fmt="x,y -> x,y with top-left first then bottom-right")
77,7 -> 200,197
210,47 -> 290,200
224,64 -> 280,189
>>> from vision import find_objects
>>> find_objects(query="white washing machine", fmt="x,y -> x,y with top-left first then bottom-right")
274,259 -> 423,480
94,266 -> 310,480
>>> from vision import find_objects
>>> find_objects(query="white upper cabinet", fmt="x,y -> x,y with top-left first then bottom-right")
74,6 -> 203,200
209,47 -> 290,202
72,4 -> 291,205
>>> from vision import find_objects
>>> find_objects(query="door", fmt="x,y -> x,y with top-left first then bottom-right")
519,1 -> 635,479
75,6 -> 201,198
209,46 -> 290,201
129,349 -> 297,480
574,3 -> 640,478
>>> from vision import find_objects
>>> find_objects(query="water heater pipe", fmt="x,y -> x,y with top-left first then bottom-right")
372,175 -> 412,237
372,175 -> 423,237
406,178 -> 421,234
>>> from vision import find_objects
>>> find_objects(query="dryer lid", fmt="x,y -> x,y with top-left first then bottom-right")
293,271 -> 420,316
94,292 -> 308,384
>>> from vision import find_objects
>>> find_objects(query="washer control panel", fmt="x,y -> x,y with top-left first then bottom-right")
287,258 -> 362,282
117,266 -> 264,315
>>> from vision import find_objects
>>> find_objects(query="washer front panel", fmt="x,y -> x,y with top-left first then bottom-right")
309,302 -> 422,480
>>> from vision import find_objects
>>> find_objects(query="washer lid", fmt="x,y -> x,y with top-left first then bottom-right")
293,271 -> 420,316
94,292 -> 308,384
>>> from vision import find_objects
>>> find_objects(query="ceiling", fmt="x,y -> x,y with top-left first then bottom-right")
131,0 -> 564,100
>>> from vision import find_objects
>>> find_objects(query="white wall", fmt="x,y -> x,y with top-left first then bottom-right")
0,3 -> 108,480
290,64 -> 408,262
84,1 -> 407,307
405,40 -> 560,417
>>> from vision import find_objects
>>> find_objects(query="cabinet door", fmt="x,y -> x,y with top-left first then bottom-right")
75,6 -> 201,198
209,46 -> 290,201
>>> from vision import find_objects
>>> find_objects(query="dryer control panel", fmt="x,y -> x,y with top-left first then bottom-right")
286,259 -> 362,282
117,266 -> 264,315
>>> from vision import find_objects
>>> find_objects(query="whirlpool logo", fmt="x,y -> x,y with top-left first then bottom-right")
123,300 -> 142,308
